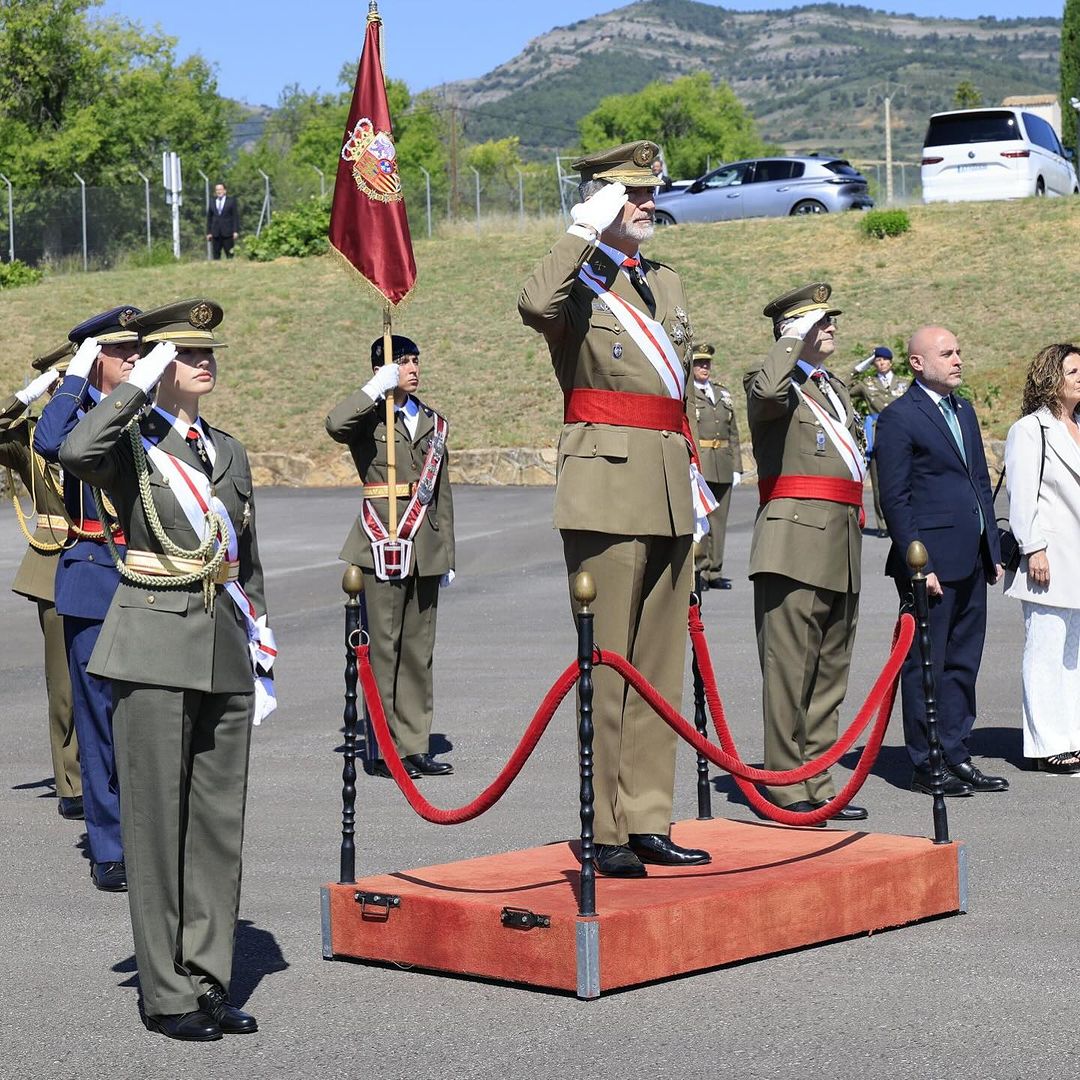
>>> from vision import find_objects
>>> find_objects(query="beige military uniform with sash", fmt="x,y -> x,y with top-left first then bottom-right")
326,389 -> 454,757
745,288 -> 863,808
693,377 -> 742,583
0,392 -> 80,799
848,366 -> 910,533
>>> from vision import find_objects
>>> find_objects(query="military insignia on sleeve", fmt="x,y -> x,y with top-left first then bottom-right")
189,303 -> 214,329
612,342 -> 623,359
341,117 -> 404,203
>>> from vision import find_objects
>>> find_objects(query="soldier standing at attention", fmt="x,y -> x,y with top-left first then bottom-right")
61,299 -> 274,1042
745,283 -> 867,821
0,347 -> 82,819
34,308 -> 141,891
326,335 -> 455,779
848,346 -> 909,537
692,343 -> 742,590
519,141 -> 714,878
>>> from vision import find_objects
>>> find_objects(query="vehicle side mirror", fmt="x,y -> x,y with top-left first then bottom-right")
1066,147 -> 1076,162
688,179 -> 705,194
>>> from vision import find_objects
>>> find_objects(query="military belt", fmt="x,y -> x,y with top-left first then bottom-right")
125,549 -> 239,585
36,513 -> 70,531
699,438 -> 729,449
363,482 -> 416,498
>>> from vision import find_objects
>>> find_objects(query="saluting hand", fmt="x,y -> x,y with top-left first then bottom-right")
67,337 -> 102,380
779,311 -> 826,342
568,182 -> 628,239
128,341 -> 178,394
362,362 -> 401,401
15,368 -> 60,405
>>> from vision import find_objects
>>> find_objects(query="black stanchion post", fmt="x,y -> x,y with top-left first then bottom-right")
574,571 -> 597,919
907,541 -> 950,845
340,565 -> 364,885
691,583 -> 712,821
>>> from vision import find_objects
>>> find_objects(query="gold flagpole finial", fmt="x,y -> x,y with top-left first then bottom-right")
367,0 -> 381,22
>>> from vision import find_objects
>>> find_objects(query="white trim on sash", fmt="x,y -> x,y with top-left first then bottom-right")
793,384 -> 866,483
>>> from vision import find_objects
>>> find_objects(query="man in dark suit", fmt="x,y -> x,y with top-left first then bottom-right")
206,183 -> 239,259
875,325 -> 1008,796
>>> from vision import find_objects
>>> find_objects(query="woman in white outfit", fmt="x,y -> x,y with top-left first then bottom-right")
1004,343 -> 1080,773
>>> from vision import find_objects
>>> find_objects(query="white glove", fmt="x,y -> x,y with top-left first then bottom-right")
66,337 -> 101,380
128,341 -> 178,394
14,368 -> 60,405
732,472 -> 742,487
362,362 -> 400,401
567,182 -> 627,240
854,353 -> 876,373
779,310 -> 825,342
440,570 -> 456,589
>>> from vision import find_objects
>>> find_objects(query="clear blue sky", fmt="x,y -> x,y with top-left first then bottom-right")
99,0 -> 1063,107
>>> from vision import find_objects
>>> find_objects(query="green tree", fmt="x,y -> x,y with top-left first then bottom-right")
577,72 -> 767,178
952,81 -> 983,108
1062,0 -> 1080,150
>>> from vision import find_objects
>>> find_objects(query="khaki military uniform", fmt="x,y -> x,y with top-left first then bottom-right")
326,389 -> 454,758
0,394 -> 80,798
745,338 -> 863,807
693,380 -> 742,584
61,383 -> 267,1017
519,233 -> 697,844
848,367 -> 910,533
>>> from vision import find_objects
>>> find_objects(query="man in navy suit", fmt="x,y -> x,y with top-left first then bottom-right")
34,307 -> 140,890
205,183 -> 240,260
875,325 -> 1008,796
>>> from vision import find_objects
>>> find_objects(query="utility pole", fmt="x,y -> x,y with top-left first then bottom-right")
448,104 -> 459,221
884,95 -> 894,206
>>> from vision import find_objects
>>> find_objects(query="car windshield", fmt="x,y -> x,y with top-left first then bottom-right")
924,111 -> 1021,146
823,160 -> 861,177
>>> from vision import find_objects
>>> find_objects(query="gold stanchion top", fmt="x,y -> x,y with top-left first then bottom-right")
573,571 -> 597,609
342,564 -> 364,597
906,540 -> 928,574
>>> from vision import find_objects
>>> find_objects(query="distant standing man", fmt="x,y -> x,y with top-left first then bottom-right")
206,183 -> 240,260
519,140 -> 714,878
692,342 -> 742,590
875,325 -> 1008,797
848,345 -> 909,536
745,283 -> 867,820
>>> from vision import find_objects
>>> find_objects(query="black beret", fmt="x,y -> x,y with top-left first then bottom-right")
371,335 -> 420,369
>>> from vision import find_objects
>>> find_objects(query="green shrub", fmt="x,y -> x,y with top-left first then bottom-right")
246,197 -> 331,261
0,258 -> 44,288
119,241 -> 183,269
859,209 -> 911,239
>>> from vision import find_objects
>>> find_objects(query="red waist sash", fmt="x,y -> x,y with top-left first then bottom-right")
758,475 -> 865,527
563,388 -> 699,465
69,520 -> 126,545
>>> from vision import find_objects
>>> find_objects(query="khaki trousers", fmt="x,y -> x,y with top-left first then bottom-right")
754,573 -> 859,807
362,570 -> 440,758
36,600 -> 80,797
113,682 -> 253,1016
562,530 -> 692,845
694,481 -> 733,580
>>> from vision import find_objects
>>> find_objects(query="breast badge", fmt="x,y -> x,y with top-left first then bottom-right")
612,343 -> 623,360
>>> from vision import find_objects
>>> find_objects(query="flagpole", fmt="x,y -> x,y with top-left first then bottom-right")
382,303 -> 398,539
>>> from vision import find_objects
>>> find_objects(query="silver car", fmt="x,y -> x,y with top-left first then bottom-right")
653,157 -> 874,224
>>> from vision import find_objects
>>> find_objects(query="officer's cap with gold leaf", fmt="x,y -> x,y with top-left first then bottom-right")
68,305 -> 142,346
573,141 -> 662,188
762,282 -> 841,324
128,298 -> 226,349
692,343 -> 716,364
31,341 -> 76,374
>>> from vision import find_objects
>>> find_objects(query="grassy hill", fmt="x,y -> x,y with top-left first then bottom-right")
1,197 -> 1076,485
440,0 -> 1061,161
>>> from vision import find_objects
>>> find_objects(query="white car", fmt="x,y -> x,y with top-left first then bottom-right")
921,108 -> 1079,203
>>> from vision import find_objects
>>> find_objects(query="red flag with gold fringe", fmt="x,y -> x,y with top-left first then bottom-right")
329,2 -> 416,306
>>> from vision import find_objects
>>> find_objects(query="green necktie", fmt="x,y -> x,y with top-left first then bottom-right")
939,396 -> 966,462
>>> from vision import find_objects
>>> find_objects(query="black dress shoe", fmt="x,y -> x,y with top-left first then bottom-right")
627,833 -> 711,866
90,860 -> 127,891
949,759 -> 1009,792
714,577 -> 733,590
57,795 -> 84,819
814,799 -> 869,821
910,767 -> 973,797
404,753 -> 454,776
781,800 -> 827,826
144,1010 -> 222,1041
593,843 -> 647,877
371,758 -> 421,779
197,985 -> 258,1034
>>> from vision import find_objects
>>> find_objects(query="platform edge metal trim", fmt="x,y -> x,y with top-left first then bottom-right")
956,842 -> 969,914
576,919 -> 600,999
320,886 -> 333,958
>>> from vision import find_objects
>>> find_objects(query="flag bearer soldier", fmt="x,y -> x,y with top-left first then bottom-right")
61,298 -> 275,1041
0,346 -> 82,819
691,343 -> 742,590
519,140 -> 716,878
745,283 -> 868,820
326,334 -> 456,779
34,308 -> 141,890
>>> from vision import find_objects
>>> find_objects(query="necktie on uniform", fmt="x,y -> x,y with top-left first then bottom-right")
620,257 -> 656,317
186,426 -> 212,476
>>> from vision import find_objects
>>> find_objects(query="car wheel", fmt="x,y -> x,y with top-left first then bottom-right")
1035,177 -> 1046,196
791,199 -> 827,215
653,210 -> 675,226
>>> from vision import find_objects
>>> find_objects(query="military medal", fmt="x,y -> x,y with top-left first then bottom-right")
816,431 -> 827,454
612,343 -> 623,360
670,323 -> 685,345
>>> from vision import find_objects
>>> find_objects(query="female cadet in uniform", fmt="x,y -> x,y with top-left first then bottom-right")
60,299 -> 274,1042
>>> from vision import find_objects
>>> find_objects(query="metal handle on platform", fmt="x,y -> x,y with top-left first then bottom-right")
691,576 -> 713,821
574,572 -> 597,918
908,542 -> 950,845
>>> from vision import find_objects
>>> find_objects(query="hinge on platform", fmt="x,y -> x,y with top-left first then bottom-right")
355,891 -> 401,921
501,906 -> 550,930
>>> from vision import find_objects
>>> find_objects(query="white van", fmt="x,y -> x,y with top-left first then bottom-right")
921,108 -> 1078,203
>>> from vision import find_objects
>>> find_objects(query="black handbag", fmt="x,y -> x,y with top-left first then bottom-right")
994,423 -> 1045,574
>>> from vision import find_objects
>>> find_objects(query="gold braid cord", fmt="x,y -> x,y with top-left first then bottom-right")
6,432 -> 69,552
95,426 -> 231,612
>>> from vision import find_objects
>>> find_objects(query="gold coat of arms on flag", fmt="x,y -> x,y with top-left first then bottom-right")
341,118 -> 403,203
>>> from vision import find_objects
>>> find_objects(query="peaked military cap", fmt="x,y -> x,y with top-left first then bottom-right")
762,282 -> 842,323
572,141 -> 661,187
31,341 -> 76,373
128,298 -> 226,349
371,334 -> 419,369
692,343 -> 716,363
68,305 -> 141,346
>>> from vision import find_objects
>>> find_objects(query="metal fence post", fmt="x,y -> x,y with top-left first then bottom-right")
313,165 -> 325,198
72,172 -> 88,271
0,173 -> 13,261
197,169 -> 211,260
418,165 -> 432,238
514,167 -> 525,229
469,166 -> 480,235
136,171 -> 151,253
256,169 -> 271,236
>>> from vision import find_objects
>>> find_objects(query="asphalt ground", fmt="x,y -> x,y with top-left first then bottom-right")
1,484 -> 1075,1079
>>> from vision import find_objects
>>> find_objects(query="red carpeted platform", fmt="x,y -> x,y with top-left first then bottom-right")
321,818 -> 967,998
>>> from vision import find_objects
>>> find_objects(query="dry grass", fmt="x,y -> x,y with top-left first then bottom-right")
1,198 -> 1076,472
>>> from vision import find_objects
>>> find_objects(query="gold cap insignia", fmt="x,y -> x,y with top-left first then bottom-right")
633,144 -> 655,167
813,284 -> 829,303
189,302 -> 214,329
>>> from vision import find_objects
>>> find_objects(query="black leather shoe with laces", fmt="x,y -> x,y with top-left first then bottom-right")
949,759 -> 1009,792
404,753 -> 453,776
593,843 -> 647,877
628,833 -> 711,866
197,985 -> 258,1034
144,1010 -> 222,1041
